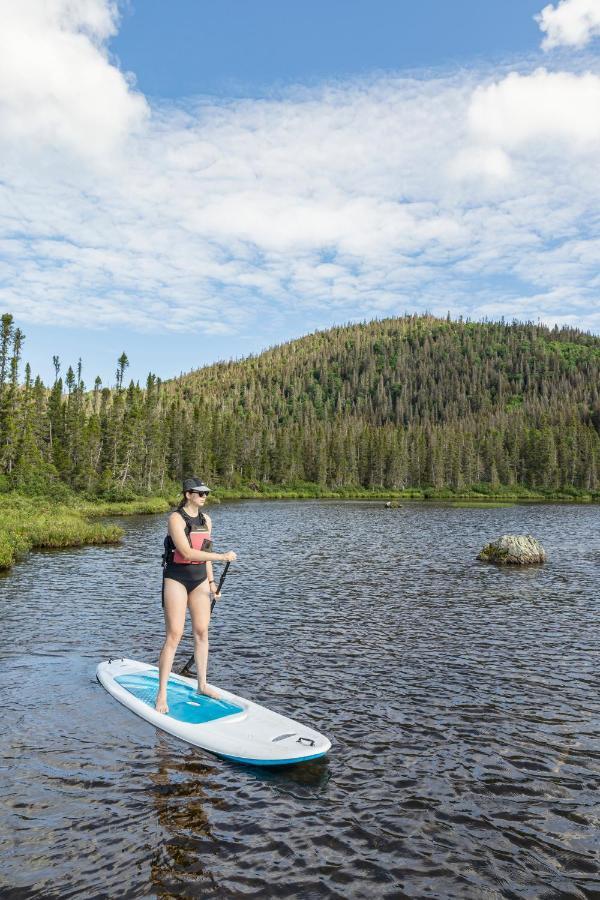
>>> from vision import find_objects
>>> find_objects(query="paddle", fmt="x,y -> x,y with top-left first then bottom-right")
178,561 -> 231,677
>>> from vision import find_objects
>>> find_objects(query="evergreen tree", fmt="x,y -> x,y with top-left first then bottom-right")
1,314 -> 600,496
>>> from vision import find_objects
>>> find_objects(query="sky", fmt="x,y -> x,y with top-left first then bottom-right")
1,0 -> 600,386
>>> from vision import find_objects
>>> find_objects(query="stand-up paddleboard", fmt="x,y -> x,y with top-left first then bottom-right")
97,658 -> 331,766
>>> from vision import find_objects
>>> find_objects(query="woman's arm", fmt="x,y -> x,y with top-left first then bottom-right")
168,513 -> 235,563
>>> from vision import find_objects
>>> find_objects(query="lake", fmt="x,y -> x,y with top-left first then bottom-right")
1,500 -> 599,898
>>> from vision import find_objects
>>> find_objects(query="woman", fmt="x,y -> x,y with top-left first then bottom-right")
156,477 -> 237,714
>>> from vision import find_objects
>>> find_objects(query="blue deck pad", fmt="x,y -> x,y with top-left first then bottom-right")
116,672 -> 243,724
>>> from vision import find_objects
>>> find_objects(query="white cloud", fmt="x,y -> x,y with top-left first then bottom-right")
537,0 -> 600,50
0,2 -> 599,345
0,0 -> 148,160
449,146 -> 513,180
456,65 -> 600,184
467,68 -> 600,150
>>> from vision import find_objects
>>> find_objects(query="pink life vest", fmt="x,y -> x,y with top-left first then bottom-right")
172,530 -> 212,564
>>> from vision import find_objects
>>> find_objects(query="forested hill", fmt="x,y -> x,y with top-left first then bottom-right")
171,316 -> 600,493
1,313 -> 599,497
179,315 -> 600,429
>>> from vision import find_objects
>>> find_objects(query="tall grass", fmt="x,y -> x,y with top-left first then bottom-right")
0,495 -> 124,570
78,497 -> 172,517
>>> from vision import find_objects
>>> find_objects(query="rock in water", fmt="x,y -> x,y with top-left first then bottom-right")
477,534 -> 546,565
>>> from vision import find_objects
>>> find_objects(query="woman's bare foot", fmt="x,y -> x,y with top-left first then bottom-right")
155,694 -> 169,714
197,683 -> 220,701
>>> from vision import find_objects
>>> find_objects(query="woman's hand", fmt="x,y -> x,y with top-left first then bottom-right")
222,550 -> 237,562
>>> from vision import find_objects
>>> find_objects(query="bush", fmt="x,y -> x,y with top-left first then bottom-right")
10,462 -> 73,501
95,484 -> 141,502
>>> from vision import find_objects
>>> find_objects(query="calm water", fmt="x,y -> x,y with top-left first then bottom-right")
1,500 -> 599,899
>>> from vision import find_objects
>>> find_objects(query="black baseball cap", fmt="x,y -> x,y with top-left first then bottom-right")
182,477 -> 211,493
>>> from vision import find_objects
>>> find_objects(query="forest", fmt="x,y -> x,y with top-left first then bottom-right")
1,312 -> 599,499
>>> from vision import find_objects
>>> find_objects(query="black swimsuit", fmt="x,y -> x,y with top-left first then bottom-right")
163,510 -> 209,602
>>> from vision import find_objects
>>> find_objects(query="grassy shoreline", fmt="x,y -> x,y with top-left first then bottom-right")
1,483 -> 597,571
0,494 -> 172,570
212,483 -> 600,503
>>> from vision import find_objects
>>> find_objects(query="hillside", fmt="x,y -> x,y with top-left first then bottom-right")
1,313 -> 599,497
170,315 -> 600,494
178,315 -> 600,426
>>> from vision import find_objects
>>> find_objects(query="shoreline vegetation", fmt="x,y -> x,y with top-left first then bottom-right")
1,483 -> 598,571
0,312 -> 599,569
212,483 -> 600,502
0,494 -> 171,570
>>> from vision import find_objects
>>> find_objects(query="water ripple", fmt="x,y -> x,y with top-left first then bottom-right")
1,500 -> 599,897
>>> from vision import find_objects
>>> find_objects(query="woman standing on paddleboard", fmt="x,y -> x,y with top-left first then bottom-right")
156,477 -> 237,714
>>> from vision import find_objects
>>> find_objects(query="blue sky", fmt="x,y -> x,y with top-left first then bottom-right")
1,0 -> 599,386
112,1 -> 544,98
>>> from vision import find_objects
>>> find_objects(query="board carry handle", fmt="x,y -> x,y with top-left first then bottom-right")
178,562 -> 231,677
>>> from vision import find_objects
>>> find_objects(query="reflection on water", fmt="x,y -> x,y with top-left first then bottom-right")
0,500 -> 599,898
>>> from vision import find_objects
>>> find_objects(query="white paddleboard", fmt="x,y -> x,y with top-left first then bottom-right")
96,658 -> 331,766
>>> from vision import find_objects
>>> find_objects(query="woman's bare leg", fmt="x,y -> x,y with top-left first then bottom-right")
188,580 -> 219,699
156,579 -> 188,713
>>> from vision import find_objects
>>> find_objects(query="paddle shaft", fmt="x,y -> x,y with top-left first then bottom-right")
178,561 -> 230,676
211,561 -> 230,611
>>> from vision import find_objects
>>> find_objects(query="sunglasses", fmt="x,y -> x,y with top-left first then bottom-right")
191,490 -> 209,497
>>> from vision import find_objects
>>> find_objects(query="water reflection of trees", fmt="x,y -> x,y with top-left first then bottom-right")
148,736 -> 218,895
145,734 -> 331,895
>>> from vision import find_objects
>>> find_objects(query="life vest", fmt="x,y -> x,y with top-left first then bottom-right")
162,509 -> 212,567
